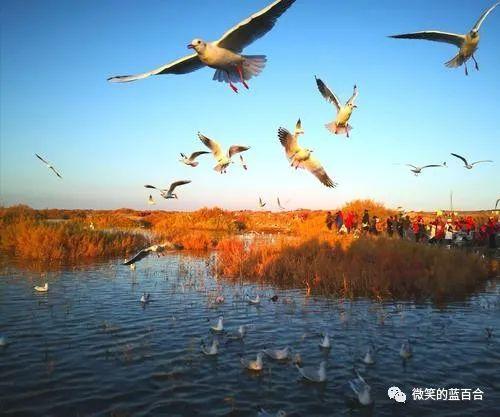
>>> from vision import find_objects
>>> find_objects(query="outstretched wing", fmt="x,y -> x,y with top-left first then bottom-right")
228,145 -> 250,158
189,151 -> 210,160
35,153 -> 49,165
496,198 -> 500,209
346,85 -> 358,106
302,156 -> 336,188
315,76 -> 341,111
50,166 -> 63,179
278,127 -> 298,158
168,180 -> 191,193
472,1 -> 500,31
421,164 -> 443,169
122,247 -> 151,265
389,31 -> 465,47
451,153 -> 468,165
471,160 -> 493,166
198,132 -> 224,159
144,184 -> 160,190
216,0 -> 296,53
108,53 -> 204,83
406,164 -> 418,169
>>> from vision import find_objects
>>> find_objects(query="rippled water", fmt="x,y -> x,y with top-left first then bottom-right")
0,254 -> 499,417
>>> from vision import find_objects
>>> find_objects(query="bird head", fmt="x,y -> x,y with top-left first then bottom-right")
188,38 -> 207,53
470,29 -> 479,38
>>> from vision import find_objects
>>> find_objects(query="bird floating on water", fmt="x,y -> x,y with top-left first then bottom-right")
406,163 -> 446,176
278,120 -> 336,188
319,333 -> 331,349
198,133 -> 250,174
389,2 -> 500,75
315,77 -> 358,137
241,352 -> 264,371
211,316 -> 224,333
348,370 -> 373,406
0,334 -> 7,347
179,151 -> 210,167
108,0 -> 296,92
362,345 -> 376,365
400,340 -> 413,359
296,360 -> 327,383
123,243 -> 170,266
258,408 -> 287,417
34,283 -> 48,292
247,294 -> 261,305
450,153 -> 493,169
263,346 -> 290,361
35,154 -> 62,179
145,180 -> 191,199
201,339 -> 219,356
140,293 -> 151,304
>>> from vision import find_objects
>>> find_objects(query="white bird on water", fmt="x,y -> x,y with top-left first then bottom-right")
247,294 -> 261,305
140,293 -> 151,304
35,154 -> 62,179
123,243 -> 170,266
211,316 -> 224,333
389,2 -> 500,75
34,283 -> 48,292
400,340 -> 413,359
450,153 -> 493,169
362,345 -> 376,365
108,0 -> 296,93
241,352 -> 264,371
144,180 -> 191,199
296,360 -> 327,383
179,151 -> 210,167
263,346 -> 290,361
0,334 -> 7,347
198,132 -> 250,174
406,163 -> 446,176
258,408 -> 287,417
278,120 -> 337,188
319,333 -> 331,349
201,339 -> 219,356
315,77 -> 358,138
349,370 -> 373,406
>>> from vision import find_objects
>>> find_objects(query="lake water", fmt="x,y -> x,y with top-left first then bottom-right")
0,253 -> 499,417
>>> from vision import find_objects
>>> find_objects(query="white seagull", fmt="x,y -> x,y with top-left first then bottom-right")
35,154 -> 62,179
315,77 -> 358,137
296,360 -> 327,383
123,243 -> 169,266
263,346 -> 290,361
450,153 -> 493,169
277,197 -> 285,210
259,197 -> 266,208
362,345 -> 376,365
400,340 -> 413,359
258,408 -> 287,417
348,370 -> 373,406
389,2 -> 500,75
34,283 -> 48,292
278,120 -> 337,188
179,151 -> 210,167
241,352 -> 264,371
108,0 -> 296,92
319,333 -> 331,349
148,194 -> 156,205
406,163 -> 446,176
211,316 -> 224,333
198,132 -> 250,173
247,294 -> 261,305
201,339 -> 219,356
144,180 -> 191,199
140,292 -> 151,304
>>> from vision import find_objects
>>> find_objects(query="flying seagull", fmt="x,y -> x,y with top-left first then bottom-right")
315,77 -> 358,137
450,153 -> 493,169
148,194 -> 156,205
496,198 -> 500,210
144,180 -> 191,199
259,197 -> 266,208
240,352 -> 264,371
198,132 -> 250,173
179,151 -> 210,167
278,120 -> 337,188
35,154 -> 62,179
389,2 -> 500,75
108,0 -> 296,92
239,154 -> 248,170
277,197 -> 285,210
123,243 -> 169,266
406,163 -> 446,176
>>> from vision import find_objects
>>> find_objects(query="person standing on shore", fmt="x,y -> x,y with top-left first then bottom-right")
362,209 -> 370,234
326,211 -> 334,231
386,216 -> 394,237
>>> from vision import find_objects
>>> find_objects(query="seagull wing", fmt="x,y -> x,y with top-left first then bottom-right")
198,133 -> 224,159
406,164 -> 418,169
389,31 -> 465,47
421,164 -> 443,169
472,1 -> 500,31
168,180 -> 191,194
108,53 -> 204,83
189,151 -> 210,160
278,127 -> 298,158
50,166 -> 63,179
228,145 -> 250,158
496,198 -> 500,209
123,247 -> 152,265
35,153 -> 49,165
302,156 -> 336,188
451,153 -> 469,165
471,160 -> 493,166
144,184 -> 159,190
216,0 -> 296,53
315,76 -> 341,111
346,84 -> 358,106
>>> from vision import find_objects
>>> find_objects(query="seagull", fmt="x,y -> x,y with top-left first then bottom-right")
144,180 -> 191,199
278,120 -> 336,188
406,163 -> 446,176
34,283 -> 48,292
140,292 -> 151,304
108,0 -> 296,92
0,334 -> 6,347
315,77 -> 358,137
389,2 -> 500,75
227,324 -> 247,341
496,198 -> 500,210
400,340 -> 413,359
263,346 -> 290,360
277,197 -> 285,210
148,194 -> 156,205
348,370 -> 372,406
259,197 -> 266,208
239,154 -> 248,170
241,352 -> 264,371
450,153 -> 493,169
179,151 -> 210,167
211,316 -> 224,333
35,154 -> 62,179
296,360 -> 327,383
122,243 -> 169,266
247,294 -> 261,305
198,132 -> 250,173
319,333 -> 331,349
362,345 -> 376,365
258,408 -> 287,417
201,339 -> 219,356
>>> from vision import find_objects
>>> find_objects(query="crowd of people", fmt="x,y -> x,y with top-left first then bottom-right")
325,209 -> 499,249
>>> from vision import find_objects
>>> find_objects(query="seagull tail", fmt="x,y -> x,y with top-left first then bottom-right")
241,55 -> 267,80
445,53 -> 465,68
325,122 -> 352,136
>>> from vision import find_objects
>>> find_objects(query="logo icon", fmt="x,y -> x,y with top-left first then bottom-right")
388,386 -> 407,403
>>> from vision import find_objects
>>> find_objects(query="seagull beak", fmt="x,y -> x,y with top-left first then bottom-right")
187,44 -> 194,49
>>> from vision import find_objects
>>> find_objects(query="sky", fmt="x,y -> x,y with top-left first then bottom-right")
1,0 -> 499,212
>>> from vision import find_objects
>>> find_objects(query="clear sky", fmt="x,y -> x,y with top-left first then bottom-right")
1,0 -> 499,212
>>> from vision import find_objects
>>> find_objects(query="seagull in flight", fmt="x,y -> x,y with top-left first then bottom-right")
108,0 -> 296,93
259,197 -> 266,208
277,197 -> 285,210
406,163 -> 446,176
179,151 -> 210,167
495,198 -> 500,210
450,153 -> 493,169
198,133 -> 250,174
35,154 -> 62,179
278,120 -> 337,188
148,194 -> 156,205
389,2 -> 500,75
123,243 -> 169,266
315,77 -> 358,137
144,180 -> 191,199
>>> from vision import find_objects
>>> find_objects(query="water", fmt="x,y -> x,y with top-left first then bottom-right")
0,254 -> 499,417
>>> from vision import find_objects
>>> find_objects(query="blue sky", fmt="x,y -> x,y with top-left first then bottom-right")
1,0 -> 499,211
